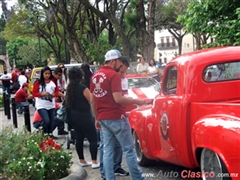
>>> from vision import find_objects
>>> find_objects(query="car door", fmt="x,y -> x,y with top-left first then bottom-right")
153,65 -> 183,165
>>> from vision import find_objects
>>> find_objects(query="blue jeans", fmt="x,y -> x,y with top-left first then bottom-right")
34,116 -> 60,133
16,102 -> 30,114
99,130 -> 122,175
2,86 -> 11,95
37,108 -> 55,134
99,118 -> 145,180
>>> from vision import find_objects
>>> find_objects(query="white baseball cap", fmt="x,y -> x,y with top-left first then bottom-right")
105,49 -> 122,61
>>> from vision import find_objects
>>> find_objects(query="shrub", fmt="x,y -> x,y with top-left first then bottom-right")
0,127 -> 73,180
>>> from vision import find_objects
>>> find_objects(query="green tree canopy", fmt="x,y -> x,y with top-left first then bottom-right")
17,39 -> 50,67
155,0 -> 191,55
6,37 -> 28,66
179,0 -> 240,47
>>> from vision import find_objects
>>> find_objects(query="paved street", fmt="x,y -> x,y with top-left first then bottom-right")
0,103 -> 201,180
81,140 -> 202,180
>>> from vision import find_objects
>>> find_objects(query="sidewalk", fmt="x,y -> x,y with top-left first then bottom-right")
0,105 -> 87,180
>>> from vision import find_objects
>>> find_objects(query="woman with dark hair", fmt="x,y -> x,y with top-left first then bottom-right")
65,66 -> 99,168
147,58 -> 161,82
32,66 -> 59,135
57,63 -> 68,92
80,63 -> 93,89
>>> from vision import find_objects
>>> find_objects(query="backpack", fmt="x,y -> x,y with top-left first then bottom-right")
12,80 -> 20,91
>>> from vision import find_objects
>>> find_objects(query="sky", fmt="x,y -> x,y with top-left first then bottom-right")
0,0 -> 18,15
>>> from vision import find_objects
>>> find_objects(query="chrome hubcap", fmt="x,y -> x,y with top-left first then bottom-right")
200,148 -> 223,180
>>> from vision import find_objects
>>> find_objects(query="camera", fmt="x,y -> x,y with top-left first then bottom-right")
44,94 -> 53,102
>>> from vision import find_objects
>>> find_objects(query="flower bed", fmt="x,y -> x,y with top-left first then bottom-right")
0,127 -> 73,180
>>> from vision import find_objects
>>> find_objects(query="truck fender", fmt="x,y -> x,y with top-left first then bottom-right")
191,114 -> 240,174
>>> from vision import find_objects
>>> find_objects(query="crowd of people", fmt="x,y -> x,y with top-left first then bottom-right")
136,55 -> 163,82
0,50 -> 162,180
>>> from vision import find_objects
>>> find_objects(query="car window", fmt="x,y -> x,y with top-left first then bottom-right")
163,66 -> 177,95
203,61 -> 240,82
31,70 -> 41,83
128,77 -> 160,92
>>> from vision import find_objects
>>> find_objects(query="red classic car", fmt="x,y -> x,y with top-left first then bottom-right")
128,46 -> 240,180
125,74 -> 160,114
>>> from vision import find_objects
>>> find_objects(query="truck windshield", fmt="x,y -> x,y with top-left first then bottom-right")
203,61 -> 240,82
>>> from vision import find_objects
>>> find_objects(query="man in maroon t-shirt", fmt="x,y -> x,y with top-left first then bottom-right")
14,83 -> 33,114
90,49 -> 149,180
11,67 -> 21,83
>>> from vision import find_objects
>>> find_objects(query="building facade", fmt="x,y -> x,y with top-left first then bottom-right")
154,29 -> 195,64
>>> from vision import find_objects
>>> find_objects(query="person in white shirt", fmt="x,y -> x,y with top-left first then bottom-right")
18,71 -> 28,87
32,66 -> 59,136
57,63 -> 68,92
0,71 -> 11,95
136,57 -> 148,74
147,58 -> 160,82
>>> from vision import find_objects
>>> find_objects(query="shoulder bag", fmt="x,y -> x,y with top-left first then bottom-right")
56,100 -> 68,123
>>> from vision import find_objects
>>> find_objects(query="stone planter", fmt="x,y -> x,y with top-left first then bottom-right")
60,163 -> 87,180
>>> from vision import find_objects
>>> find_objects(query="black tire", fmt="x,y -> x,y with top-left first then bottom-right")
132,130 -> 155,166
200,148 -> 231,180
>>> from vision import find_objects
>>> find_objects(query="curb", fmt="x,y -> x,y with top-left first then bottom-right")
60,163 -> 87,180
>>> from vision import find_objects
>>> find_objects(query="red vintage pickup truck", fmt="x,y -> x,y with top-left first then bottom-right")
128,46 -> 240,180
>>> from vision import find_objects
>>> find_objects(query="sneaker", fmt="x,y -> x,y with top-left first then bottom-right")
17,110 -> 23,115
58,130 -> 68,135
79,162 -> 92,167
50,135 -> 58,139
114,168 -> 129,176
91,163 -> 100,169
101,174 -> 106,180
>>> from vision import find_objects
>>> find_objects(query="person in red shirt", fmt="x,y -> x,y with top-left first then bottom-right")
90,49 -> 150,180
98,56 -> 130,179
14,82 -> 33,114
11,67 -> 21,83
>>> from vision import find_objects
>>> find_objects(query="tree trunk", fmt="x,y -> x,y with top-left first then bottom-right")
135,0 -> 156,62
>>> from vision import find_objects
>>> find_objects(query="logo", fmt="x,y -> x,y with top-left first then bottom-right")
92,72 -> 107,97
160,112 -> 169,140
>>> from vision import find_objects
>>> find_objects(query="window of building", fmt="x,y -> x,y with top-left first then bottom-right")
166,38 -> 170,47
172,38 -> 175,46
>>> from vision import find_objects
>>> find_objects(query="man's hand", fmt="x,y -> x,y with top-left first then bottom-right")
27,94 -> 33,99
95,120 -> 101,130
144,99 -> 153,104
135,99 -> 153,106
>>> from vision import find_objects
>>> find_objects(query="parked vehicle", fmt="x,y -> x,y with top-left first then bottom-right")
126,74 -> 160,98
28,64 -> 83,93
128,46 -> 240,180
125,74 -> 160,114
